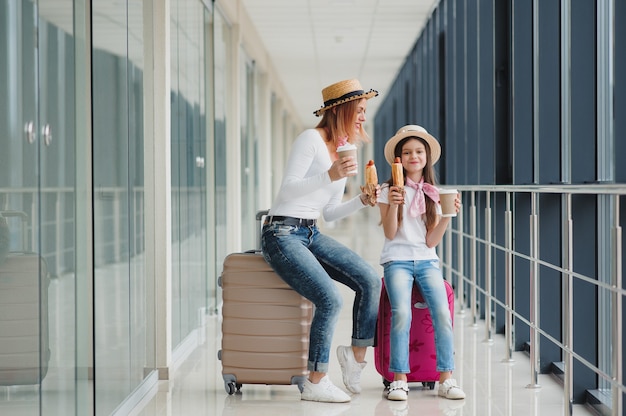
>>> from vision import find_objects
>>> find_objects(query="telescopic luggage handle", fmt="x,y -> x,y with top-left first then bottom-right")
0,210 -> 30,252
255,210 -> 269,250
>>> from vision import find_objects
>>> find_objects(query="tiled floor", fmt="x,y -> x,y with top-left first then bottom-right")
131,208 -> 598,416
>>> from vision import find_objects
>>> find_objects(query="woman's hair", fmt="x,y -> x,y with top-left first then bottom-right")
315,99 -> 370,147
385,136 -> 439,230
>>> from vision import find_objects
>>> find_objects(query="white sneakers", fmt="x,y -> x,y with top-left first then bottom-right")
385,380 -> 409,401
301,375 -> 351,403
336,345 -> 366,394
438,378 -> 466,400
300,345 -> 365,403
384,378 -> 465,401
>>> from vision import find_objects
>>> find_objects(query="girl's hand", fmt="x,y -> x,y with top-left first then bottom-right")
328,156 -> 358,181
454,193 -> 461,213
389,186 -> 405,206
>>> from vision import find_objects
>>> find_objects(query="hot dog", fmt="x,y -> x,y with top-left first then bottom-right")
391,157 -> 405,204
392,157 -> 404,187
360,160 -> 378,206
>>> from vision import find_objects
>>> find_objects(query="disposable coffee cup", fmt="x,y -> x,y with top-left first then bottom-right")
439,188 -> 458,217
337,143 -> 358,174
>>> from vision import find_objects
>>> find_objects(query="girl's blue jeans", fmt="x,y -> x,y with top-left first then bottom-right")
383,260 -> 455,374
261,222 -> 381,373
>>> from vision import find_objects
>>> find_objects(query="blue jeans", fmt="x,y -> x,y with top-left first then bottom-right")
261,222 -> 381,373
383,260 -> 454,374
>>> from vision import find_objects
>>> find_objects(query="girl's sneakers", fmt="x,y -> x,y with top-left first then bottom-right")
385,380 -> 409,401
438,378 -> 466,400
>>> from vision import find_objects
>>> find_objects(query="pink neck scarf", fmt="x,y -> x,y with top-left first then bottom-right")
405,177 -> 439,217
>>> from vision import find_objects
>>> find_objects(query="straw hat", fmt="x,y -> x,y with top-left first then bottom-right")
313,79 -> 378,117
383,125 -> 441,166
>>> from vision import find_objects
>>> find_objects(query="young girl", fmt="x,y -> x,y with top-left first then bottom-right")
378,125 -> 465,401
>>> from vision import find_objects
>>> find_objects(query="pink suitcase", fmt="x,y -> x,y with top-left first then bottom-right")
374,278 -> 454,389
218,211 -> 313,394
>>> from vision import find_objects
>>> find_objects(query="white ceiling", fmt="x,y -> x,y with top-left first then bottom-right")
240,0 -> 439,127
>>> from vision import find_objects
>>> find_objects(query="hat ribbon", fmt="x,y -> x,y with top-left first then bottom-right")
323,90 -> 364,107
405,177 -> 439,217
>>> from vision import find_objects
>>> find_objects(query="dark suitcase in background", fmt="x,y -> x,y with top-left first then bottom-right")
0,211 -> 50,385
218,210 -> 312,395
374,278 -> 454,389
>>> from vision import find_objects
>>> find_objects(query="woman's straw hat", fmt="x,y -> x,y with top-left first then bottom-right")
383,125 -> 441,166
314,79 -> 378,117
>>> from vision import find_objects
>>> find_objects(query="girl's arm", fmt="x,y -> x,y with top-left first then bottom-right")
425,192 -> 461,247
425,216 -> 451,248
379,185 -> 404,240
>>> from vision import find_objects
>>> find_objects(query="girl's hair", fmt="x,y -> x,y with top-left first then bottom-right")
315,99 -> 370,147
385,136 -> 439,230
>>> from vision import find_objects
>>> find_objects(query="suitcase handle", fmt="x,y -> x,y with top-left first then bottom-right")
256,210 -> 269,221
0,210 -> 29,252
256,210 -> 269,250
0,210 -> 28,221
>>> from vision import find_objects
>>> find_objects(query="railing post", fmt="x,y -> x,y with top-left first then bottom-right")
484,191 -> 493,343
503,192 -> 515,363
563,193 -> 573,415
457,199 -> 465,315
612,195 -> 622,416
470,191 -> 477,326
527,192 -> 541,389
56,193 -> 63,276
445,224 -> 453,288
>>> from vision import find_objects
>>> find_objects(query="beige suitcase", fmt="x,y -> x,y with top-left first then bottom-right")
0,211 -> 50,385
218,211 -> 312,394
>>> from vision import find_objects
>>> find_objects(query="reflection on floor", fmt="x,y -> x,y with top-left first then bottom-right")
131,209 -> 597,416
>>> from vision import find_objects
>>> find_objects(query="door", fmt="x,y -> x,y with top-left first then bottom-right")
0,0 -> 78,414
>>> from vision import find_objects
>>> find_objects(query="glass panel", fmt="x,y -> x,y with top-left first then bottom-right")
213,8 -> 229,301
91,0 -> 149,413
239,55 -> 256,250
204,6 -> 217,310
127,0 -> 151,393
0,0 -> 41,413
1,0 -> 78,414
171,0 -> 208,349
38,0 -> 77,412
0,1 -> 76,415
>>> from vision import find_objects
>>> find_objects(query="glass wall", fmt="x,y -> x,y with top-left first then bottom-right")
0,0 -> 77,414
91,0 -> 152,413
240,53 -> 259,250
170,0 -> 210,350
212,7 -> 230,304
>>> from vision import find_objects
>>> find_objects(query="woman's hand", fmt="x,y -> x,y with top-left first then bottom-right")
328,155 -> 358,181
359,184 -> 381,206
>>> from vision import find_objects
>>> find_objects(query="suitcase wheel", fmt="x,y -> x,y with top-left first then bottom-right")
382,378 -> 391,388
225,381 -> 242,395
423,381 -> 436,390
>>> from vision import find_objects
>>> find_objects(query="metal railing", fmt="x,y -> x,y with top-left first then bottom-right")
440,184 -> 624,416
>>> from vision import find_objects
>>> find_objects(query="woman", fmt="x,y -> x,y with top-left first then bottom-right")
261,79 -> 381,403
378,125 -> 465,401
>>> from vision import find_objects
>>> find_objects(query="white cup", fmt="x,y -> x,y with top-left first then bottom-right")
439,188 -> 458,217
336,143 -> 358,174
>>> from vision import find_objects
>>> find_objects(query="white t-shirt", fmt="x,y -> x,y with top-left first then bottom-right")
269,129 -> 364,221
378,183 -> 440,264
